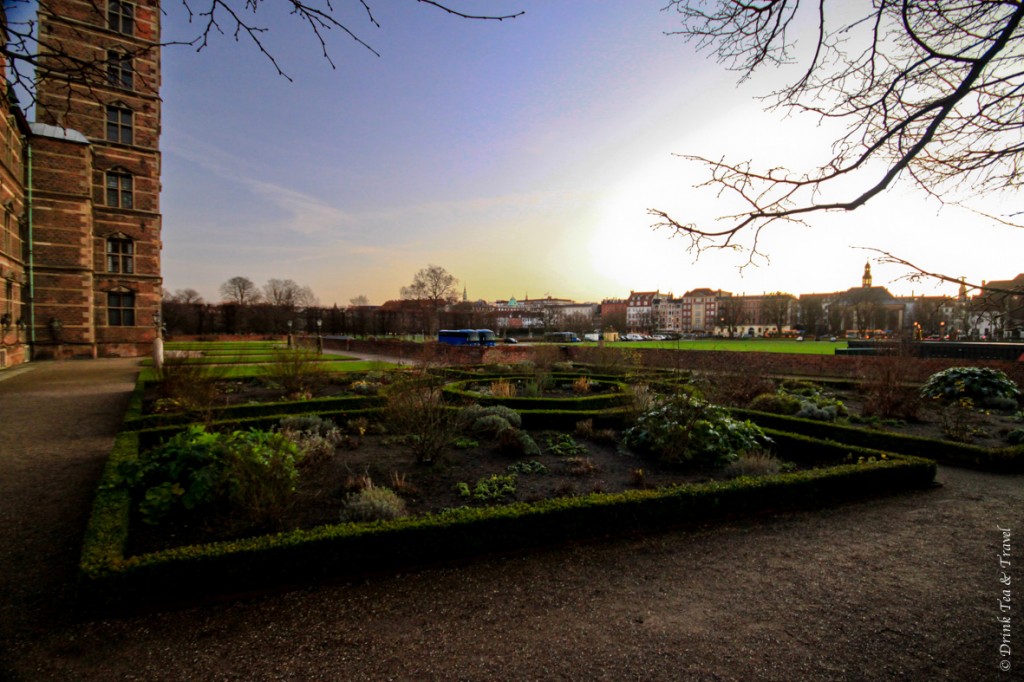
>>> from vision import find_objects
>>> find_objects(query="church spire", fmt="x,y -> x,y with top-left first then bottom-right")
862,261 -> 873,288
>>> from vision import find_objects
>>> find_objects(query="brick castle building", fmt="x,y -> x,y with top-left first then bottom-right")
1,0 -> 161,368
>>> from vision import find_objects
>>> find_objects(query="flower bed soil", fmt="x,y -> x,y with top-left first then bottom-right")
126,432 -> 725,556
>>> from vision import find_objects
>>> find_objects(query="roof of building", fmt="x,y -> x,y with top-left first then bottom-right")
29,122 -> 90,144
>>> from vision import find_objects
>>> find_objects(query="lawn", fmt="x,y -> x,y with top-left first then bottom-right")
608,338 -> 848,355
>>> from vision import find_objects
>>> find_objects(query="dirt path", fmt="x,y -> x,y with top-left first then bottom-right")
1,360 -> 1022,681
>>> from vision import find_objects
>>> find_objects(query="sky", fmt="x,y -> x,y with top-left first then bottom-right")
154,0 -> 1022,306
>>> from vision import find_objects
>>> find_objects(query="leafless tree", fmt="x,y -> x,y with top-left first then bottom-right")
2,0 -> 523,108
219,275 -> 262,305
401,264 -> 459,334
263,278 -> 317,308
653,1 -> 1024,263
717,295 -> 747,337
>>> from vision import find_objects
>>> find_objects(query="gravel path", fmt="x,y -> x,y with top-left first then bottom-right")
1,359 -> 1021,681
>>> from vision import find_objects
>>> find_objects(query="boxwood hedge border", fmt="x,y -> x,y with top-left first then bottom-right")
80,411 -> 935,609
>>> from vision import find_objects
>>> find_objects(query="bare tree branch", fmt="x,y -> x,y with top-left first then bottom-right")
3,0 -> 524,104
656,0 -> 1024,256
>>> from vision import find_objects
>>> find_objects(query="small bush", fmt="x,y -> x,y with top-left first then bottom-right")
384,377 -> 457,464
623,394 -> 770,467
262,348 -> 326,397
920,367 -> 1021,408
722,451 -> 785,479
278,415 -> 344,466
748,392 -> 801,415
471,414 -> 513,438
457,473 -> 518,502
496,428 -> 541,457
119,425 -> 301,526
1007,429 -> 1024,446
341,486 -> 407,522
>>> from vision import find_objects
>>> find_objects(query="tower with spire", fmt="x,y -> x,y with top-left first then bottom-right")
862,262 -> 873,288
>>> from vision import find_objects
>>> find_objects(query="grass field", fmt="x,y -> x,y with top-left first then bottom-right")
606,338 -> 847,355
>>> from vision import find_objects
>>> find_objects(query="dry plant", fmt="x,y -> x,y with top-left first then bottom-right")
383,374 -> 457,464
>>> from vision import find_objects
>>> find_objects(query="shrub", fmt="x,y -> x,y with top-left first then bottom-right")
489,379 -> 518,398
457,473 -> 518,502
1008,429 -> 1024,446
278,415 -> 344,466
262,348 -> 326,397
118,425 -> 301,526
384,377 -> 457,464
545,433 -> 588,457
748,392 -> 801,415
471,414 -> 514,438
459,404 -> 523,430
496,428 -> 541,457
920,367 -> 1021,408
153,355 -> 222,415
341,486 -> 407,522
722,451 -> 786,479
623,394 -> 770,467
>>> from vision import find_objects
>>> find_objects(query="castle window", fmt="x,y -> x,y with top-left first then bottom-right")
106,237 -> 134,274
106,106 -> 133,145
107,51 -> 133,89
105,171 -> 133,208
108,0 -> 134,36
107,291 -> 136,326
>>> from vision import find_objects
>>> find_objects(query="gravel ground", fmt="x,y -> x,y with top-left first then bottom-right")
1,359 -> 1021,681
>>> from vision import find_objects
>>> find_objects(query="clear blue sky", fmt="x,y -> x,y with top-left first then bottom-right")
157,0 -> 1022,305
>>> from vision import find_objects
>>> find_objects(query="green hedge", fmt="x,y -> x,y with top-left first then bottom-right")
732,407 -> 1024,473
124,394 -> 384,431
80,425 -> 934,608
442,377 -> 632,411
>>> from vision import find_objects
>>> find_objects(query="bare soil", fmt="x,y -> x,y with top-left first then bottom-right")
127,431 -> 724,555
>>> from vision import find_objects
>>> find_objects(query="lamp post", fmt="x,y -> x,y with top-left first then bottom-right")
286,320 -> 293,349
316,318 -> 323,354
152,311 -> 164,369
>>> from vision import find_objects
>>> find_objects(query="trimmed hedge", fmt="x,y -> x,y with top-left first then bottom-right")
80,424 -> 934,608
124,394 -> 384,431
732,407 -> 1024,473
442,377 -> 632,411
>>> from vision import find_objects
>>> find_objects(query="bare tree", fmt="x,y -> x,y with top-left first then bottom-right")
219,275 -> 261,305
717,295 -> 746,337
653,1 -> 1024,263
760,293 -> 795,335
262,278 -> 317,308
3,0 -> 523,110
170,288 -> 204,305
349,294 -> 370,307
401,264 -> 460,335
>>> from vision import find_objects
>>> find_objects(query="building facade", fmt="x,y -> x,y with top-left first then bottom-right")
0,0 -> 161,367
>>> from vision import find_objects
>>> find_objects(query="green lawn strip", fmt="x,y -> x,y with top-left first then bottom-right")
80,422 -> 934,607
607,339 -> 848,354
732,407 -> 1024,473
141,354 -> 354,367
138,360 -> 392,382
164,342 -> 284,351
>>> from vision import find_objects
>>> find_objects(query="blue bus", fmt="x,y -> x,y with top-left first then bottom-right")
438,329 -> 497,347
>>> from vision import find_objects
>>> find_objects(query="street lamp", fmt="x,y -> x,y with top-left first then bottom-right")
316,318 -> 323,354
286,320 -> 293,349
